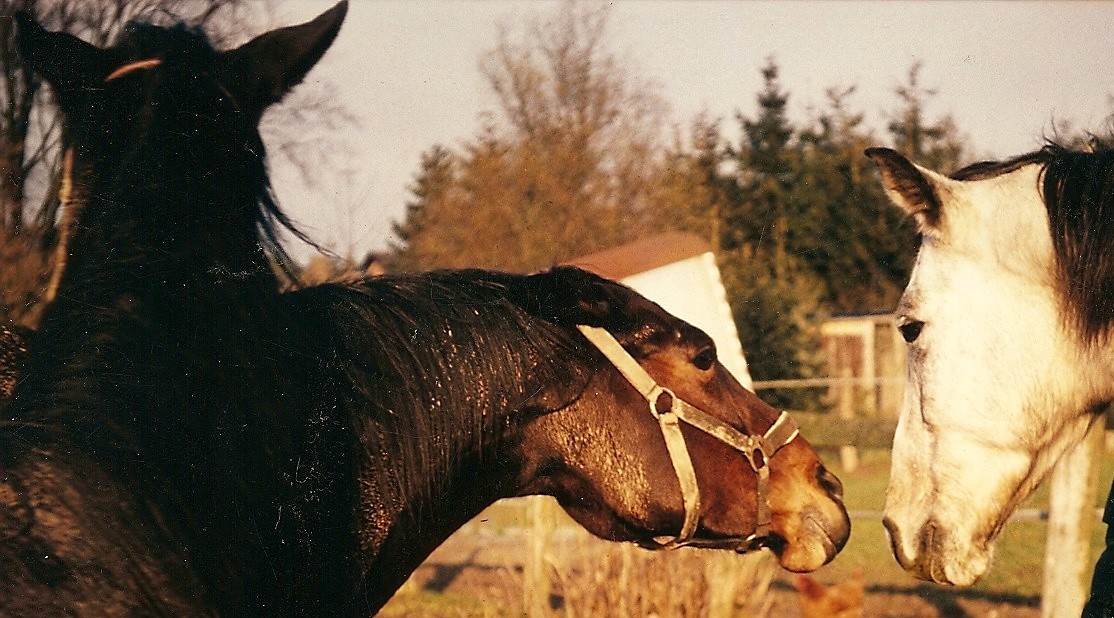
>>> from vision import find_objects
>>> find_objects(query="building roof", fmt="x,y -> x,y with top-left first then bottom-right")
563,231 -> 712,280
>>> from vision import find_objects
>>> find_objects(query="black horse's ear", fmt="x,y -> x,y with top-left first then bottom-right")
15,12 -> 110,93
521,267 -> 633,329
219,1 -> 347,122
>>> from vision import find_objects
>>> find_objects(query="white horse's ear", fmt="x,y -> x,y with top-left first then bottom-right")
866,148 -> 946,232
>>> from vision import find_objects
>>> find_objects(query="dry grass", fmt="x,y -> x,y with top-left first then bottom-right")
524,497 -> 777,618
551,537 -> 776,618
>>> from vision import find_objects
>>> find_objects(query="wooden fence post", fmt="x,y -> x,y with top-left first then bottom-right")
837,367 -> 859,473
525,496 -> 554,618
1042,422 -> 1102,618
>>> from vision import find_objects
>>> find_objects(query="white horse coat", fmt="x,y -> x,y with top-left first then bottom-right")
869,146 -> 1114,586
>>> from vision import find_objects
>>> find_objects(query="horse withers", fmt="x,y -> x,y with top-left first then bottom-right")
12,6 -> 848,615
868,145 -> 1114,588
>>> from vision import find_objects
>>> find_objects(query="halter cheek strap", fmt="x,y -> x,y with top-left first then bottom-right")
576,324 -> 800,551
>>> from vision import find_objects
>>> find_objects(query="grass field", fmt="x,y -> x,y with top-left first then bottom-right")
377,445 -> 1114,616
811,447 -> 1110,599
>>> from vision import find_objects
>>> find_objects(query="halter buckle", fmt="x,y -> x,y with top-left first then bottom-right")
576,324 -> 800,553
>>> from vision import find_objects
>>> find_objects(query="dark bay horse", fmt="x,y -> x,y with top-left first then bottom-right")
0,322 -> 28,398
10,6 -> 848,615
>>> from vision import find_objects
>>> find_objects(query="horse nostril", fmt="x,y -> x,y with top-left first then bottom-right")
816,466 -> 844,501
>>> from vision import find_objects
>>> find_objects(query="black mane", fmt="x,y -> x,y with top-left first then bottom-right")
294,269 -> 599,548
1038,145 -> 1114,341
951,143 -> 1114,341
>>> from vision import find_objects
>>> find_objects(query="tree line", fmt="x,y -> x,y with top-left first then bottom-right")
389,5 -> 978,408
0,3 -> 1096,410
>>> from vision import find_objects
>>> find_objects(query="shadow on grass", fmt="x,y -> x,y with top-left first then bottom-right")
771,579 -> 1038,617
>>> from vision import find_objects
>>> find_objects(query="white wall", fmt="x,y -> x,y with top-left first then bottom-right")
620,252 -> 753,389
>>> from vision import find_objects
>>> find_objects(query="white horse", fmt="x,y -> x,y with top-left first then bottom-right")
867,145 -> 1114,587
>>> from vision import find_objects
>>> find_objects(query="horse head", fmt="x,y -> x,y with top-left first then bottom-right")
868,146 -> 1114,585
507,266 -> 850,572
15,4 -> 346,283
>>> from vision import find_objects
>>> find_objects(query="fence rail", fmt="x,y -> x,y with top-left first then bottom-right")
751,376 -> 905,390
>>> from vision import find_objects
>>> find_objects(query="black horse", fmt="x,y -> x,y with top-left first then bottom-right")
11,5 -> 848,615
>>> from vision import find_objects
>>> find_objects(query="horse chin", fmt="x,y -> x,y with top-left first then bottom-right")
883,516 -> 991,586
770,508 -> 849,572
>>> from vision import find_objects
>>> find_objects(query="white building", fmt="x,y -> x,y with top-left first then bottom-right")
565,232 -> 752,389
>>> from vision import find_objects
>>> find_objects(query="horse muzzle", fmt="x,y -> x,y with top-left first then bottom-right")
770,501 -> 850,572
883,515 -> 990,586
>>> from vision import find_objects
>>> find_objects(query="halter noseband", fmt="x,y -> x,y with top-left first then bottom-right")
576,324 -> 800,551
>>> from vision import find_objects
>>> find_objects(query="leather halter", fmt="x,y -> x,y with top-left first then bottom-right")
105,58 -> 162,82
576,325 -> 800,551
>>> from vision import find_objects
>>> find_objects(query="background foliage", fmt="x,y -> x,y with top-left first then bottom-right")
388,4 -> 982,409
1,2 -> 1106,405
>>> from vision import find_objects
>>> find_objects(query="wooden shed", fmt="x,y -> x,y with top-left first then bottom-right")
819,312 -> 906,419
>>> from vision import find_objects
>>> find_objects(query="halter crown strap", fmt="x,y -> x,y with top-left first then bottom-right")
106,58 -> 162,82
576,324 -> 799,550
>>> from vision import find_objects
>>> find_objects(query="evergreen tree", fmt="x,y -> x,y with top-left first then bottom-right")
390,145 -> 455,271
656,114 -> 734,253
797,86 -> 915,311
725,59 -> 824,410
887,61 -> 968,172
729,58 -> 795,272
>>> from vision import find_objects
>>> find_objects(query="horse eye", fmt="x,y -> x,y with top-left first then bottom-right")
897,319 -> 925,344
692,347 -> 716,371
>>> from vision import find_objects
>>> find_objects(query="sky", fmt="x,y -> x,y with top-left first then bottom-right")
259,1 -> 1114,262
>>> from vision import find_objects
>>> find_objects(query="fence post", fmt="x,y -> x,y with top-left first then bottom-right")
837,367 -> 859,473
525,496 -> 554,618
1042,422 -> 1102,618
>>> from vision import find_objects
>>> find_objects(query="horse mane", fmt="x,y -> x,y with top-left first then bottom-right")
951,143 -> 1114,341
949,149 -> 1050,181
1036,144 -> 1114,341
303,269 -> 598,507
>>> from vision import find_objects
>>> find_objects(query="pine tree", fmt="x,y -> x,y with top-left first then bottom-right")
887,61 -> 968,172
390,145 -> 455,271
724,59 -> 824,410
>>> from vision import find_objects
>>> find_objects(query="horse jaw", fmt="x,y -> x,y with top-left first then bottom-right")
877,155 -> 1113,585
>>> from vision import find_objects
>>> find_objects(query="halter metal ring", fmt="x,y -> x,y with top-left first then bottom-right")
576,324 -> 797,551
647,385 -> 677,419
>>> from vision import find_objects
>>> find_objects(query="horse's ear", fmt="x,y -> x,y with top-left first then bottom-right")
518,267 -> 633,329
219,1 -> 347,122
866,147 -> 946,232
15,13 -> 110,93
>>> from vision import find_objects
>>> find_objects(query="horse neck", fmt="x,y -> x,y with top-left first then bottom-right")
11,134 -> 313,611
26,133 -> 283,410
314,277 -> 590,613
350,398 -> 525,614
